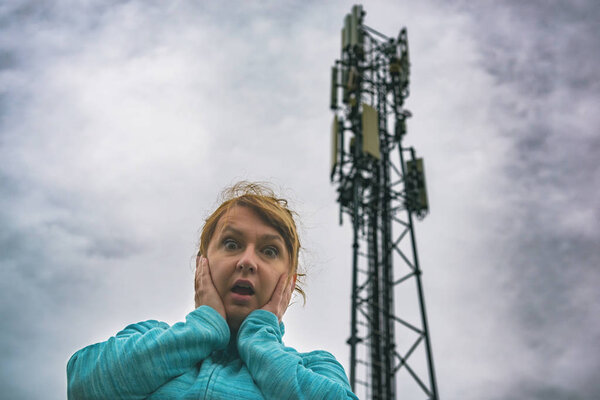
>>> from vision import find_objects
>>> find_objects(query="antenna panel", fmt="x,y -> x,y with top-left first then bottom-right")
362,104 -> 380,159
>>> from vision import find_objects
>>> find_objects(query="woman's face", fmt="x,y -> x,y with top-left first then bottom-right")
206,205 -> 293,332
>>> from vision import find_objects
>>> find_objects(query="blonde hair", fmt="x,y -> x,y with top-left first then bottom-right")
198,182 -> 305,302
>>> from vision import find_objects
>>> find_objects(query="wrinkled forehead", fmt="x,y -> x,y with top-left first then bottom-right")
215,205 -> 284,241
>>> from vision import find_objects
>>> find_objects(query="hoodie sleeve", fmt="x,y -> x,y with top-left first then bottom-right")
237,310 -> 358,400
66,306 -> 229,400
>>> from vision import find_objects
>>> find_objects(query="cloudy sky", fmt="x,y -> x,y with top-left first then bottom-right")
1,0 -> 598,399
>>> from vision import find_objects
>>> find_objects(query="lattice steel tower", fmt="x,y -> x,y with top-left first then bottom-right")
329,5 -> 439,400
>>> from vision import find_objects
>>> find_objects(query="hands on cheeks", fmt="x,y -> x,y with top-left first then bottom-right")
194,256 -> 227,321
195,255 -> 296,324
260,273 -> 296,323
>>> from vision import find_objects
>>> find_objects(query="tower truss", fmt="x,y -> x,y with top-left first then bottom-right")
329,5 -> 439,400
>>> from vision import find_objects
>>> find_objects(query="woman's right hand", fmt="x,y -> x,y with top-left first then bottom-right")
194,256 -> 227,321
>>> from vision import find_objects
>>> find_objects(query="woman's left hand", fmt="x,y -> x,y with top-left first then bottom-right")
261,273 -> 295,322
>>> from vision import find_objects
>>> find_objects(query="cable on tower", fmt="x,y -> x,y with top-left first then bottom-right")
329,5 -> 439,400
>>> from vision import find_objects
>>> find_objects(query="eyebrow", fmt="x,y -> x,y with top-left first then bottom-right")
220,225 -> 285,245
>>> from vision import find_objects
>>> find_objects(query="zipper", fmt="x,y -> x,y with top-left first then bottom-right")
202,351 -> 224,399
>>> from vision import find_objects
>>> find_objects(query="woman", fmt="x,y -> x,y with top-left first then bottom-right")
67,182 -> 358,399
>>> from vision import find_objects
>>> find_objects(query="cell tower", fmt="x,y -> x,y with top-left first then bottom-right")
329,5 -> 439,400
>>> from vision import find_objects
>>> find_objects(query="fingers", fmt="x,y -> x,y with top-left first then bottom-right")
263,273 -> 294,322
282,273 -> 296,306
282,276 -> 294,312
194,256 -> 227,320
194,256 -> 202,298
197,256 -> 213,294
275,273 -> 288,298
199,256 -> 207,289
286,276 -> 295,301
269,273 -> 289,306
195,256 -> 209,307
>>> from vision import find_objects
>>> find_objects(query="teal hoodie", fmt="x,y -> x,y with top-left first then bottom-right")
67,306 -> 358,399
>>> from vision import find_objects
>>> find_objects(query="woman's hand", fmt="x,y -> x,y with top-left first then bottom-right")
261,273 -> 296,322
194,256 -> 227,321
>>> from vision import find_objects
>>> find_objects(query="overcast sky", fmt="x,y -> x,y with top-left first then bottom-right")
1,1 -> 598,399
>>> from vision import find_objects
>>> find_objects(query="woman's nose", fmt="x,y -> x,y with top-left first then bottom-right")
236,246 -> 257,273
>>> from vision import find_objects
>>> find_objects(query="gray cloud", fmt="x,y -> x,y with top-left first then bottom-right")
1,0 -> 598,399
446,0 -> 600,397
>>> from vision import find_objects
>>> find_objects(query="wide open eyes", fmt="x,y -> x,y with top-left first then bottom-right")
223,238 -> 240,251
262,246 -> 279,258
222,238 -> 280,259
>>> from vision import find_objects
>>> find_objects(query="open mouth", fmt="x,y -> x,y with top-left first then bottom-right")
232,282 -> 255,296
